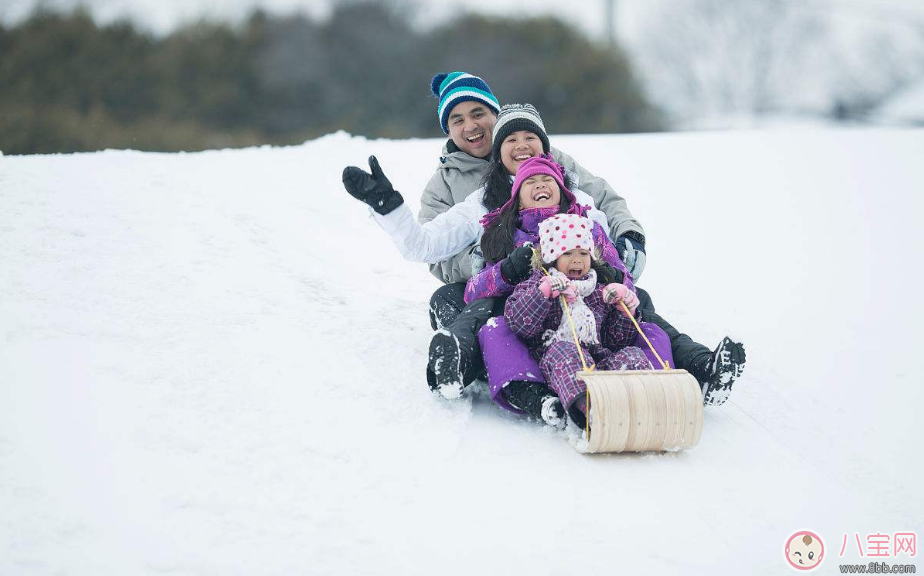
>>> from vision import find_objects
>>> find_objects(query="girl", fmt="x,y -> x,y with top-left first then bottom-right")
466,155 -> 671,427
505,211 -> 654,427
465,155 -> 633,303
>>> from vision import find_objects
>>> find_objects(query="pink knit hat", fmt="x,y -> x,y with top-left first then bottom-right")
538,213 -> 596,264
480,154 -> 581,229
510,155 -> 574,205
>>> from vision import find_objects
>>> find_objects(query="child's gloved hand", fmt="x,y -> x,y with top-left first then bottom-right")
539,275 -> 569,299
500,245 -> 535,285
603,283 -> 639,315
560,283 -> 578,304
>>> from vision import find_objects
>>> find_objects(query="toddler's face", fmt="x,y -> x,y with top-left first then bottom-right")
554,249 -> 591,279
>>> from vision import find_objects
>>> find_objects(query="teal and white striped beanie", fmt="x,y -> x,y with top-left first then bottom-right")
430,71 -> 501,134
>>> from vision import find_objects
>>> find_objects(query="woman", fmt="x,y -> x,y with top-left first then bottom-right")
469,156 -> 668,426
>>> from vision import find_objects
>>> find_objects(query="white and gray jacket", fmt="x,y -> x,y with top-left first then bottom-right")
372,184 -> 608,277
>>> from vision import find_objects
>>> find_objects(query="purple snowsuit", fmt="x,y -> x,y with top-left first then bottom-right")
467,207 -> 673,413
505,271 -> 654,413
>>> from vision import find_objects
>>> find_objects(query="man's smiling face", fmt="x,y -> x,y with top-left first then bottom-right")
447,101 -> 497,158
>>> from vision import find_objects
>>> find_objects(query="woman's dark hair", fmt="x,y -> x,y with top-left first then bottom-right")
480,160 -> 575,264
481,159 -> 514,212
480,193 -> 522,264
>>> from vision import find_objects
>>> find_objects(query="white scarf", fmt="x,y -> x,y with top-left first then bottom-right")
542,268 -> 599,347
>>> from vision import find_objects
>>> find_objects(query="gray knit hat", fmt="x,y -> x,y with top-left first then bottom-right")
490,103 -> 551,159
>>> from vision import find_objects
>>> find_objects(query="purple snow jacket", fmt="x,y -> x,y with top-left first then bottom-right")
470,206 -> 672,413
505,270 -> 641,358
464,207 -> 633,304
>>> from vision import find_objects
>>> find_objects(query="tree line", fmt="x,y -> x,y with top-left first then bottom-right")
0,2 -> 662,155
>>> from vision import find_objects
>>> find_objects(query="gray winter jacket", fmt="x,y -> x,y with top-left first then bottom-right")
418,141 -> 645,284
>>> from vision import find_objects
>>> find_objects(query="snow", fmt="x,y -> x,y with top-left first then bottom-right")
1,127 -> 923,574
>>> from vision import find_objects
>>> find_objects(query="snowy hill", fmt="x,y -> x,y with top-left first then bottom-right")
1,128 -> 922,575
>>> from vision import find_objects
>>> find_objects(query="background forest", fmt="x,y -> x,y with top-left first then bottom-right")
1,0 -> 922,154
0,3 -> 658,154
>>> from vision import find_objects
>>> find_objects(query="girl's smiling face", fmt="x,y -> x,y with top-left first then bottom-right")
518,174 -> 560,209
554,249 -> 592,279
500,130 -> 544,175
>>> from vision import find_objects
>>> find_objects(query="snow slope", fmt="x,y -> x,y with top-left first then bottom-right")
1,128 -> 922,575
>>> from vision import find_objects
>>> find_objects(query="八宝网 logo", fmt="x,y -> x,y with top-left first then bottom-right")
785,530 -> 825,571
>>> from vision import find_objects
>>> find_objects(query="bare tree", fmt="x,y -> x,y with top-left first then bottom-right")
826,19 -> 924,122
604,0 -> 617,48
635,0 -> 829,125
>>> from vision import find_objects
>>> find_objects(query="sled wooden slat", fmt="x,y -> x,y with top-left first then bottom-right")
578,369 -> 703,453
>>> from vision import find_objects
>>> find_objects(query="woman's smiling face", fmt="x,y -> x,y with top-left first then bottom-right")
500,130 -> 544,175
518,174 -> 560,210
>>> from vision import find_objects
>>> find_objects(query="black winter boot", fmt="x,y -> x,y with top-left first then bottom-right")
698,337 -> 747,406
504,381 -> 565,429
425,295 -> 504,398
427,329 -> 470,399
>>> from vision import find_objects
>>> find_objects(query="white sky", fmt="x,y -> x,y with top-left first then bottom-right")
2,0 -> 924,40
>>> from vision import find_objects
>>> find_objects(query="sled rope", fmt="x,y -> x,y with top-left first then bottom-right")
534,250 -> 668,370
618,300 -> 670,370
538,265 -> 591,372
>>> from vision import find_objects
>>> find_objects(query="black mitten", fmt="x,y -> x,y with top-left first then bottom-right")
595,261 -> 625,285
341,155 -> 404,215
500,245 -> 535,285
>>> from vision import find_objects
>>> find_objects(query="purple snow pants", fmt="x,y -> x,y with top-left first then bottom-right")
478,316 -> 545,413
478,316 -> 674,414
541,342 -> 652,412
478,316 -> 674,413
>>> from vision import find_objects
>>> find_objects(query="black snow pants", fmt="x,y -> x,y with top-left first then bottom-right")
636,287 -> 712,381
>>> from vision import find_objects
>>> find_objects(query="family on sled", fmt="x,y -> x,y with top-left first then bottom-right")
341,71 -> 746,429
